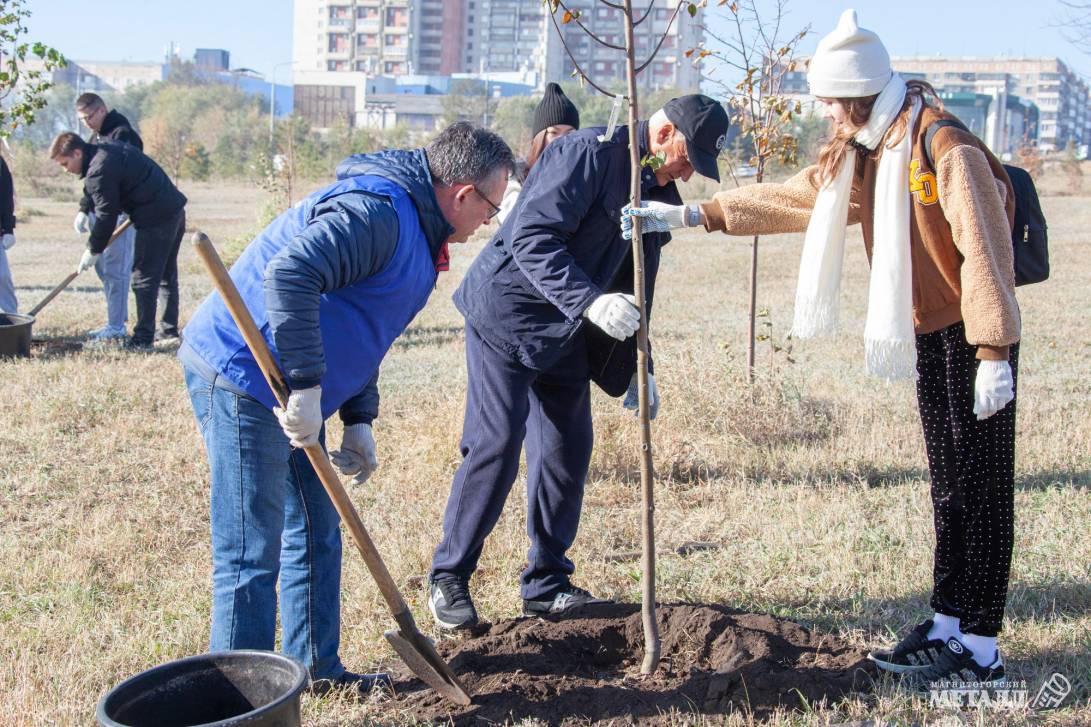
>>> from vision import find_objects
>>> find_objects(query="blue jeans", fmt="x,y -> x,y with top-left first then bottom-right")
0,244 -> 16,314
184,366 -> 346,679
94,214 -> 134,329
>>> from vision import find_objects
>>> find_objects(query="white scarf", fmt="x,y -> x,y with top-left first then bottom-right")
790,73 -> 921,380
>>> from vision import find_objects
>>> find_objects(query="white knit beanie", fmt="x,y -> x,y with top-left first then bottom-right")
807,9 -> 891,98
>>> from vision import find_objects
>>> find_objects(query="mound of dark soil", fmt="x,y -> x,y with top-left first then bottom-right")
392,603 -> 874,725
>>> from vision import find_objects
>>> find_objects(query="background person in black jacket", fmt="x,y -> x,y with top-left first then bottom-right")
427,95 -> 730,630
73,93 -> 142,340
0,153 -> 17,314
49,131 -> 187,350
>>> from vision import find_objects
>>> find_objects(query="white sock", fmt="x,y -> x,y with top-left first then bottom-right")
959,632 -> 1001,668
927,612 -> 960,642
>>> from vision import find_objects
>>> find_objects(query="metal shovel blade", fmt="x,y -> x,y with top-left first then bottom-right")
384,629 -> 471,706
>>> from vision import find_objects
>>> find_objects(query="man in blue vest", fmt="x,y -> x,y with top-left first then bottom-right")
427,95 -> 729,630
178,122 -> 512,696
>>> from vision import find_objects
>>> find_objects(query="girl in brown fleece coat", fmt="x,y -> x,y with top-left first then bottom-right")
625,9 -> 1019,693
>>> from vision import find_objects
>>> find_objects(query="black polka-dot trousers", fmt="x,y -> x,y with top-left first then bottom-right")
915,321 -> 1018,637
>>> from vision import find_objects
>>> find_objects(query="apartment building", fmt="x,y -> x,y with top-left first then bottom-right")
460,0 -> 563,82
292,0 -> 702,88
291,0 -> 703,127
892,57 -> 1088,151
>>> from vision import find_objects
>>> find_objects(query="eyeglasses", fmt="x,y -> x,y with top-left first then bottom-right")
472,186 -> 501,219
77,106 -> 104,124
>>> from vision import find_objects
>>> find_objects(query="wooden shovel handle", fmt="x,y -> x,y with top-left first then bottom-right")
190,231 -> 415,624
29,218 -> 134,317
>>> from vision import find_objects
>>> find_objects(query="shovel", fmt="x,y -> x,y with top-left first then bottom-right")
191,231 -> 471,706
28,218 -> 133,317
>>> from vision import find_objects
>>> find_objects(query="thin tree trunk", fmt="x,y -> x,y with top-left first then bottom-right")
622,0 -> 660,676
747,234 -> 758,383
746,166 -> 765,384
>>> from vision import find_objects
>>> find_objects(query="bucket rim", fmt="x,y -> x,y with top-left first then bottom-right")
95,649 -> 309,727
0,312 -> 33,326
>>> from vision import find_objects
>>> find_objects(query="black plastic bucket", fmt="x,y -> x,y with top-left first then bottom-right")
96,650 -> 309,727
0,312 -> 33,358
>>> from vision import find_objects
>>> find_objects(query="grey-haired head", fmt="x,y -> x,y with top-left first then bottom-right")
427,122 -> 514,244
427,121 -> 514,188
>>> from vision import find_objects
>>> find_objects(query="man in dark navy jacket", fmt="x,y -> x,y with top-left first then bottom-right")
428,95 -> 729,629
178,122 -> 512,696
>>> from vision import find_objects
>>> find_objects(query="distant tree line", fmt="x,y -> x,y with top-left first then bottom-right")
10,65 -> 828,187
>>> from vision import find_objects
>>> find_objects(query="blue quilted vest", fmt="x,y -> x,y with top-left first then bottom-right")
182,175 -> 437,416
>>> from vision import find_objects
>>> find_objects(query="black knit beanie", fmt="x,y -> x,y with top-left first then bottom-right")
533,83 -> 580,138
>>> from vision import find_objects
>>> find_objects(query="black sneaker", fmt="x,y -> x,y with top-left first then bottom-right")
869,620 -> 948,673
898,637 -> 1005,695
523,585 -> 609,616
428,574 -> 478,630
153,332 -> 181,350
123,338 -> 153,352
307,671 -> 393,699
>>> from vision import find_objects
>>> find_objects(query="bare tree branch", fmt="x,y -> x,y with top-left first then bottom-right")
548,7 -> 625,98
633,2 -> 656,26
557,0 -> 627,49
635,2 -> 686,73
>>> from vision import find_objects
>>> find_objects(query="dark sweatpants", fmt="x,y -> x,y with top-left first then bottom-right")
915,321 -> 1018,637
131,209 -> 185,345
431,321 -> 594,600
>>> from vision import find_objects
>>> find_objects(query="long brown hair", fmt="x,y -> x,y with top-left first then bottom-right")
816,80 -> 943,185
525,128 -> 551,171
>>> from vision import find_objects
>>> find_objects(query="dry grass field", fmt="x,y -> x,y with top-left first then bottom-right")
0,169 -> 1087,726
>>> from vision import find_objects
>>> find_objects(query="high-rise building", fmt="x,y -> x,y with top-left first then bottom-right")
414,0 -> 463,75
293,0 -> 702,91
462,0 -> 563,83
293,0 -> 440,76
891,57 -> 1088,151
291,0 -> 703,127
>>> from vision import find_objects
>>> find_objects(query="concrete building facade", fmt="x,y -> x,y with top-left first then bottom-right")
291,0 -> 703,109
892,57 -> 1088,151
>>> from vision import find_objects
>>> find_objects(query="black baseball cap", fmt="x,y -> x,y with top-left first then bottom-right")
662,94 -> 730,182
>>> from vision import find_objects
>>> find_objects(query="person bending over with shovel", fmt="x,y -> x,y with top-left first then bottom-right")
623,9 -> 1020,694
426,95 -> 729,630
72,92 -> 143,343
178,122 -> 512,696
50,131 -> 186,351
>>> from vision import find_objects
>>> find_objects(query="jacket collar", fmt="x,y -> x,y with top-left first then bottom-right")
335,148 -> 454,264
99,110 -> 130,138
79,145 -> 96,179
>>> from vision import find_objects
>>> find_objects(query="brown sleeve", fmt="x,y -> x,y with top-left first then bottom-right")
935,144 -> 1021,358
700,163 -> 862,236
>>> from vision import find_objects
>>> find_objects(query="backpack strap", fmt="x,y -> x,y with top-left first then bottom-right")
923,118 -> 969,170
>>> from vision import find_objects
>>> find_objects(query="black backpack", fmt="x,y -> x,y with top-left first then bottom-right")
924,119 -> 1049,286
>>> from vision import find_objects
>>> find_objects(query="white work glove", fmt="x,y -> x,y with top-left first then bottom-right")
1,233 -> 13,250
621,202 -> 698,240
273,385 -> 324,448
330,422 -> 379,484
973,360 -> 1014,421
623,372 -> 659,420
77,249 -> 100,274
583,293 -> 640,341
74,211 -> 92,234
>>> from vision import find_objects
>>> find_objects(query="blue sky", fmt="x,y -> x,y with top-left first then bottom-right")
25,0 -> 1091,82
